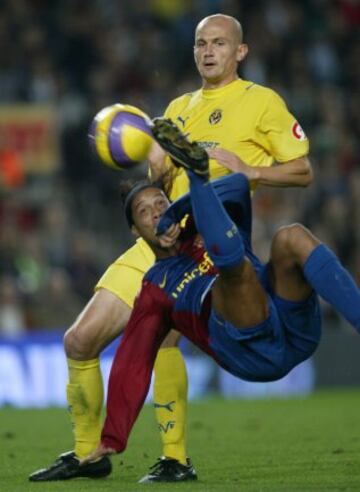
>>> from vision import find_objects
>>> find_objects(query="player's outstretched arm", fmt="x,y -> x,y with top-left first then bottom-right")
252,156 -> 313,187
208,148 -> 313,188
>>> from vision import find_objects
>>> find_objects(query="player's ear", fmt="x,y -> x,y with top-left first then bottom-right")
236,43 -> 248,63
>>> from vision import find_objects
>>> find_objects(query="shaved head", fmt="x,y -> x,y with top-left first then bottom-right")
196,14 -> 243,44
194,13 -> 248,88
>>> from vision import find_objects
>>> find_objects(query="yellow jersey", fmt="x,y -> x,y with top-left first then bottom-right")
163,79 -> 309,201
97,79 -> 309,306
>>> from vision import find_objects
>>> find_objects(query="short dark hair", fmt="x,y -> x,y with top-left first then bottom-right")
123,180 -> 164,228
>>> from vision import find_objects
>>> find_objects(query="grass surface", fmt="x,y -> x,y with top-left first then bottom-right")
1,389 -> 360,491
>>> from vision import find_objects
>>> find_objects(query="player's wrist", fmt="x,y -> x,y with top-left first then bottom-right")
248,166 -> 260,182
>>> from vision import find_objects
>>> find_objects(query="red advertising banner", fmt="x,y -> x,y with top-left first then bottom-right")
0,105 -> 60,174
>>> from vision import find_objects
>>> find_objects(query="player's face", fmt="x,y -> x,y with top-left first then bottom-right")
131,188 -> 170,246
194,19 -> 248,89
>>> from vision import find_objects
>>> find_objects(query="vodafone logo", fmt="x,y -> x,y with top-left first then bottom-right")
292,122 -> 306,141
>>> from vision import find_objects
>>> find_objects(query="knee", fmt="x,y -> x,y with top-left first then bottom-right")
64,320 -> 100,360
272,224 -> 319,262
273,223 -> 304,250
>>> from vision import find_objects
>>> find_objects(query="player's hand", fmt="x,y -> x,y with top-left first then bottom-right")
207,148 -> 259,181
79,444 -> 117,466
148,140 -> 167,180
158,223 -> 181,248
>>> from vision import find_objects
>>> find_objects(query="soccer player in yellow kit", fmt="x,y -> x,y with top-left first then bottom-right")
29,14 -> 312,484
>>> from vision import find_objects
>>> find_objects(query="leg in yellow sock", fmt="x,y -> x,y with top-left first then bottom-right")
67,358 -> 104,459
154,344 -> 188,465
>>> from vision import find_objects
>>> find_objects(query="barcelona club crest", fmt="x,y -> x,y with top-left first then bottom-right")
209,109 -> 222,125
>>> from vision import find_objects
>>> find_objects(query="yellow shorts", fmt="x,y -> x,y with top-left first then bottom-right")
95,238 -> 155,308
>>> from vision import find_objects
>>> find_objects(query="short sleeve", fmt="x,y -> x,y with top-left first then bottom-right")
163,99 -> 177,118
258,91 -> 309,163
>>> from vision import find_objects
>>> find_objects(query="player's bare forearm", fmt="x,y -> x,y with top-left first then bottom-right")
207,148 -> 313,188
254,156 -> 313,188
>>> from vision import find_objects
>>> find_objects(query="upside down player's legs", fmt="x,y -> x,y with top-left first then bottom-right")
303,243 -> 360,332
268,224 -> 318,303
269,223 -> 360,332
187,171 -> 245,269
187,170 -> 268,328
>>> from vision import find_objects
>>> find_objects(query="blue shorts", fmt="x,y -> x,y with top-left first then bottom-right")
208,269 -> 322,382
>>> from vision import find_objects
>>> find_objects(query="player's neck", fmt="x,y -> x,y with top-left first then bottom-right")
202,73 -> 239,90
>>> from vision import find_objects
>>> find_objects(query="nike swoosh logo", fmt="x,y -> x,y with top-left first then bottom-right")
159,272 -> 168,289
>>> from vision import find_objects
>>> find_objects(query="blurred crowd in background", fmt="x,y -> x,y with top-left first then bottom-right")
0,0 -> 359,335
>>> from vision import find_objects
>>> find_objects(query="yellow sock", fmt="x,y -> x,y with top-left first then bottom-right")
153,347 -> 188,465
67,358 -> 103,459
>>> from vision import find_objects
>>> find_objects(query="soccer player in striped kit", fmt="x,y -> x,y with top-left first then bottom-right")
80,119 -> 360,472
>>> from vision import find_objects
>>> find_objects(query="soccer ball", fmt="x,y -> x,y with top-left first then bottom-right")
89,104 -> 153,170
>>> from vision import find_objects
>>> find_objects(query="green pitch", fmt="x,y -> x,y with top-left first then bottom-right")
2,389 -> 360,492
